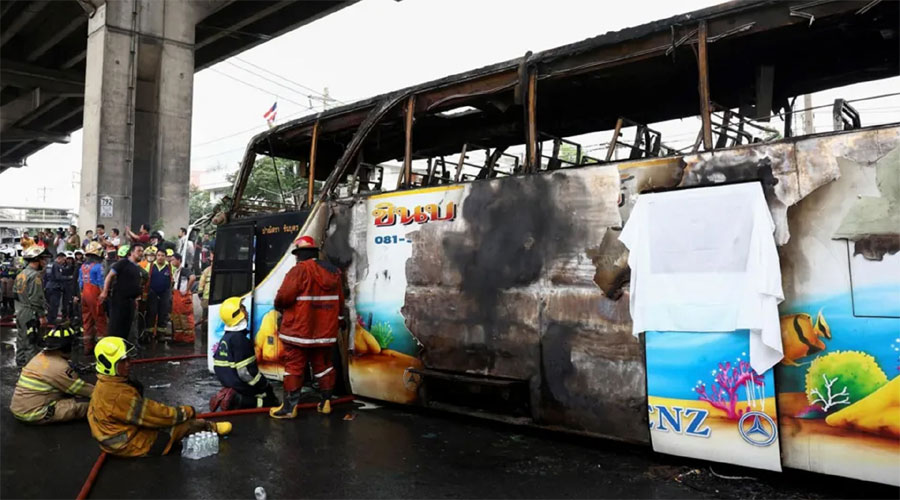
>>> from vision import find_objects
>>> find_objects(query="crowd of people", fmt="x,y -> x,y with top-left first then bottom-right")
6,233 -> 343,460
1,223 -> 216,365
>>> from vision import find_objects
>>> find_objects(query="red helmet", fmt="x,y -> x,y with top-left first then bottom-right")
292,235 -> 317,253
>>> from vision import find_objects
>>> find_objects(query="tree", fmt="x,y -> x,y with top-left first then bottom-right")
189,184 -> 213,223
226,156 -> 320,208
558,143 -> 581,165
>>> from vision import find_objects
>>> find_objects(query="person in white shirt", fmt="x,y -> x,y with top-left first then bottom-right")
108,228 -> 121,248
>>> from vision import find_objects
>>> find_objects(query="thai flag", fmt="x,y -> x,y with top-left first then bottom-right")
263,101 -> 277,125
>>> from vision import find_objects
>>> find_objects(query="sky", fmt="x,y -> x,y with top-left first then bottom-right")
1,0 -> 898,211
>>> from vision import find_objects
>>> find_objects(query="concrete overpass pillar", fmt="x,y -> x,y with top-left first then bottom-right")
80,0 -> 203,239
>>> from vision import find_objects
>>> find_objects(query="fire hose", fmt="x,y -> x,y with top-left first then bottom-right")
75,355 -> 355,500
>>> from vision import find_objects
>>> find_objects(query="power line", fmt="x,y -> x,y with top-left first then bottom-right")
193,108 -> 311,148
233,56 -> 344,105
210,68 -> 312,109
225,61 -> 322,104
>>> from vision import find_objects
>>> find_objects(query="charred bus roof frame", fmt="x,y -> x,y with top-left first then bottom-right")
228,0 -> 899,218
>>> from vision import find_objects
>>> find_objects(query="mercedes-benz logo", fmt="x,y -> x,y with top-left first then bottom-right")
738,411 -> 778,447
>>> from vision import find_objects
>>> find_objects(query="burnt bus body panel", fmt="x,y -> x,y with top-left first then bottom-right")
331,126 -> 900,448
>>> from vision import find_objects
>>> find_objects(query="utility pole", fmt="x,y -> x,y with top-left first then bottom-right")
801,94 -> 814,135
307,87 -> 338,112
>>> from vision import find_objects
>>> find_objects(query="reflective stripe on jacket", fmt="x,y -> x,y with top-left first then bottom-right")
88,374 -> 195,457
273,259 -> 343,346
213,329 -> 269,396
10,351 -> 94,422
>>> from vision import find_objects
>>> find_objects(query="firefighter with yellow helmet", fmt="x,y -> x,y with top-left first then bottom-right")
14,245 -> 51,366
79,242 -> 107,354
87,336 -> 233,457
9,325 -> 94,423
209,297 -> 279,411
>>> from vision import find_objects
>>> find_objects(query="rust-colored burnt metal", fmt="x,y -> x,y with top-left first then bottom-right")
227,0 -> 898,214
697,20 -> 713,151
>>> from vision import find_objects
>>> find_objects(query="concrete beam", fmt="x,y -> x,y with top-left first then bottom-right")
25,14 -> 89,62
0,0 -> 50,48
0,60 -> 85,95
0,128 -> 71,143
0,89 -> 41,129
194,0 -> 292,49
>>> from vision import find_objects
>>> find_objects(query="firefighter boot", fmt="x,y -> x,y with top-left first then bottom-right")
317,389 -> 333,414
269,390 -> 302,419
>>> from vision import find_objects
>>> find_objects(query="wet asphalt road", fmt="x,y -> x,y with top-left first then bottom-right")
1,324 -> 898,499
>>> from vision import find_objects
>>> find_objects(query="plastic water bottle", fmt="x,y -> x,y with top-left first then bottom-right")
182,434 -> 193,459
191,434 -> 199,459
254,487 -> 267,500
201,432 -> 210,458
212,432 -> 219,454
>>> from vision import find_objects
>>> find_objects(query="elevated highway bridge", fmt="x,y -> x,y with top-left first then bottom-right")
0,0 -> 355,234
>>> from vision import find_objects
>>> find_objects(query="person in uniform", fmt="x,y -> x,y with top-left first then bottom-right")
145,247 -> 172,342
87,337 -> 232,457
79,242 -> 107,355
14,246 -> 51,366
270,236 -> 344,418
45,252 -> 67,325
169,253 -> 195,344
209,297 -> 279,411
9,325 -> 93,423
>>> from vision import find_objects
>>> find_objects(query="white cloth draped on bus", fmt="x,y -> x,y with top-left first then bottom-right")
619,182 -> 784,374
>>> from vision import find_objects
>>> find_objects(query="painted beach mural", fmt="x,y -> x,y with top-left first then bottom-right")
775,135 -> 899,485
347,186 -> 466,404
646,331 -> 782,471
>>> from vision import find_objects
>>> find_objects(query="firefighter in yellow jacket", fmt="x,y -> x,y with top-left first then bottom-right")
87,337 -> 233,457
9,325 -> 93,423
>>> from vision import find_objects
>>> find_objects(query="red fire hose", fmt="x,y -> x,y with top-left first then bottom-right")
74,353 -> 355,499
196,395 -> 355,419
75,452 -> 107,500
130,353 -> 207,365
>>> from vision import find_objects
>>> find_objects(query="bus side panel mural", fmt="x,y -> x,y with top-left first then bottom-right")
343,186 -> 467,404
776,128 -> 900,486
647,331 -> 782,471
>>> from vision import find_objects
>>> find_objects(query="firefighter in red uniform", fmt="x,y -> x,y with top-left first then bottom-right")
270,235 -> 344,419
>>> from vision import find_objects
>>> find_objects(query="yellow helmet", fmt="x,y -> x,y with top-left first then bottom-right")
22,246 -> 50,260
145,246 -> 157,256
219,296 -> 247,328
85,241 -> 104,257
95,337 -> 136,376
166,248 -> 174,257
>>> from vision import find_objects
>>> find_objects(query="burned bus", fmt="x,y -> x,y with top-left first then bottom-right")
208,0 -> 900,485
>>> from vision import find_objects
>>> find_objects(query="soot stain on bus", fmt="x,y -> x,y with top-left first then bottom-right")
442,173 -> 588,315
324,203 -> 355,270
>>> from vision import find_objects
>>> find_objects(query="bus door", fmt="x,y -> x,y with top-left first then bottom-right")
207,221 -> 255,371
